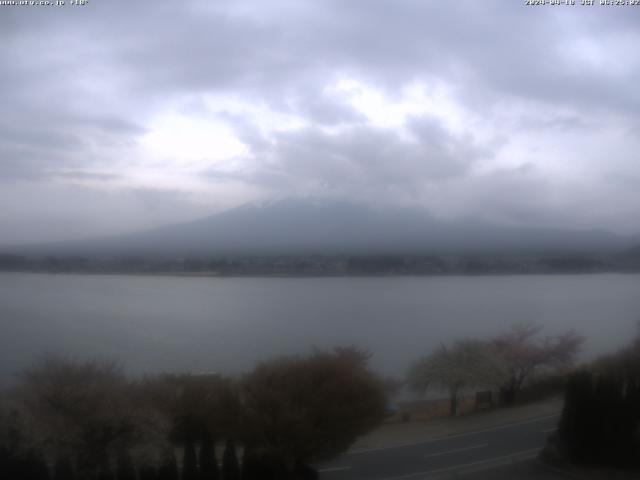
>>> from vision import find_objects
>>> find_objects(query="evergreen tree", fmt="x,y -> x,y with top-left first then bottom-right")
221,440 -> 239,480
97,455 -> 115,480
559,370 -> 640,467
626,377 -> 640,466
182,441 -> 198,480
115,450 -> 137,480
559,370 -> 593,463
139,464 -> 158,480
0,447 -> 8,480
158,452 -> 179,480
295,464 -> 319,480
23,450 -> 51,480
198,436 -> 219,480
3,450 -> 22,480
53,455 -> 75,480
239,448 -> 263,480
593,375 -> 624,464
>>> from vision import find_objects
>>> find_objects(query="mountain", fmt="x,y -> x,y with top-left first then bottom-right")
3,198 -> 635,257
621,244 -> 640,257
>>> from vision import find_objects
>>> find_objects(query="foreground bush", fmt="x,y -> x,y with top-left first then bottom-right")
1,347 -> 386,480
557,370 -> 640,467
552,335 -> 640,468
240,347 -> 387,478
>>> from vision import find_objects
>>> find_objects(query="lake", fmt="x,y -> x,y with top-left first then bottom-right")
1,272 -> 639,385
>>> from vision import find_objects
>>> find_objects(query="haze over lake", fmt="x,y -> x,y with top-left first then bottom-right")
1,272 -> 639,385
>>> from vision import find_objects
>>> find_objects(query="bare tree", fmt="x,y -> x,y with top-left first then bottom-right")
240,347 -> 387,478
135,372 -> 240,444
13,355 -> 168,479
490,323 -> 583,404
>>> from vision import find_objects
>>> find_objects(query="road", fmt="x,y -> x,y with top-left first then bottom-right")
317,413 -> 560,480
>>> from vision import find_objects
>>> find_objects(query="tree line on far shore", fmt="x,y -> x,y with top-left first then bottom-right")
2,252 -> 634,276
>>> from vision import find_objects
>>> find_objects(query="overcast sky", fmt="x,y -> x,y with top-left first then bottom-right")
1,0 -> 640,245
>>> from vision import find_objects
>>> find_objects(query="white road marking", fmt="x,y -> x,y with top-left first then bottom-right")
377,447 -> 540,480
318,466 -> 351,473
348,441 -> 439,456
429,413 -> 560,443
424,443 -> 488,458
347,412 -> 560,455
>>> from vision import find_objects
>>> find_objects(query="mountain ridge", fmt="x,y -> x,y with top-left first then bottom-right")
2,198 -> 636,258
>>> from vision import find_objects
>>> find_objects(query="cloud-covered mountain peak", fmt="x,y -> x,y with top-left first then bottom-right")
5,197 -> 634,258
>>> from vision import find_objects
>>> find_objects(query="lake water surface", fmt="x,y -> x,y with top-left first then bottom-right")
1,272 -> 639,384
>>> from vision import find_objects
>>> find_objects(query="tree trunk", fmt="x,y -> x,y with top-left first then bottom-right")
449,387 -> 458,416
499,374 -> 522,405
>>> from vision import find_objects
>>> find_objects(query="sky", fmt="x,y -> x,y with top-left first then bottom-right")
1,0 -> 640,245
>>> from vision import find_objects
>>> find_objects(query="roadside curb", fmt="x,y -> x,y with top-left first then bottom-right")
347,411 -> 561,455
535,457 -> 585,479
374,448 -> 541,480
535,455 -> 640,480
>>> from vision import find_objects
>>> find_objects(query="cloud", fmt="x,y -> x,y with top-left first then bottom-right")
1,0 -> 640,242
0,183 -> 214,246
215,113 -> 488,200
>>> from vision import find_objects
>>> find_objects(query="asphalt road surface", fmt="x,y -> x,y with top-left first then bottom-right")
317,413 -> 560,480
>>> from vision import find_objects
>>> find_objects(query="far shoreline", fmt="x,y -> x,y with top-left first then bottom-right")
1,268 -> 640,279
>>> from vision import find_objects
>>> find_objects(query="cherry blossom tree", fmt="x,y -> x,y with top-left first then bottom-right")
408,339 -> 505,416
490,323 -> 583,404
